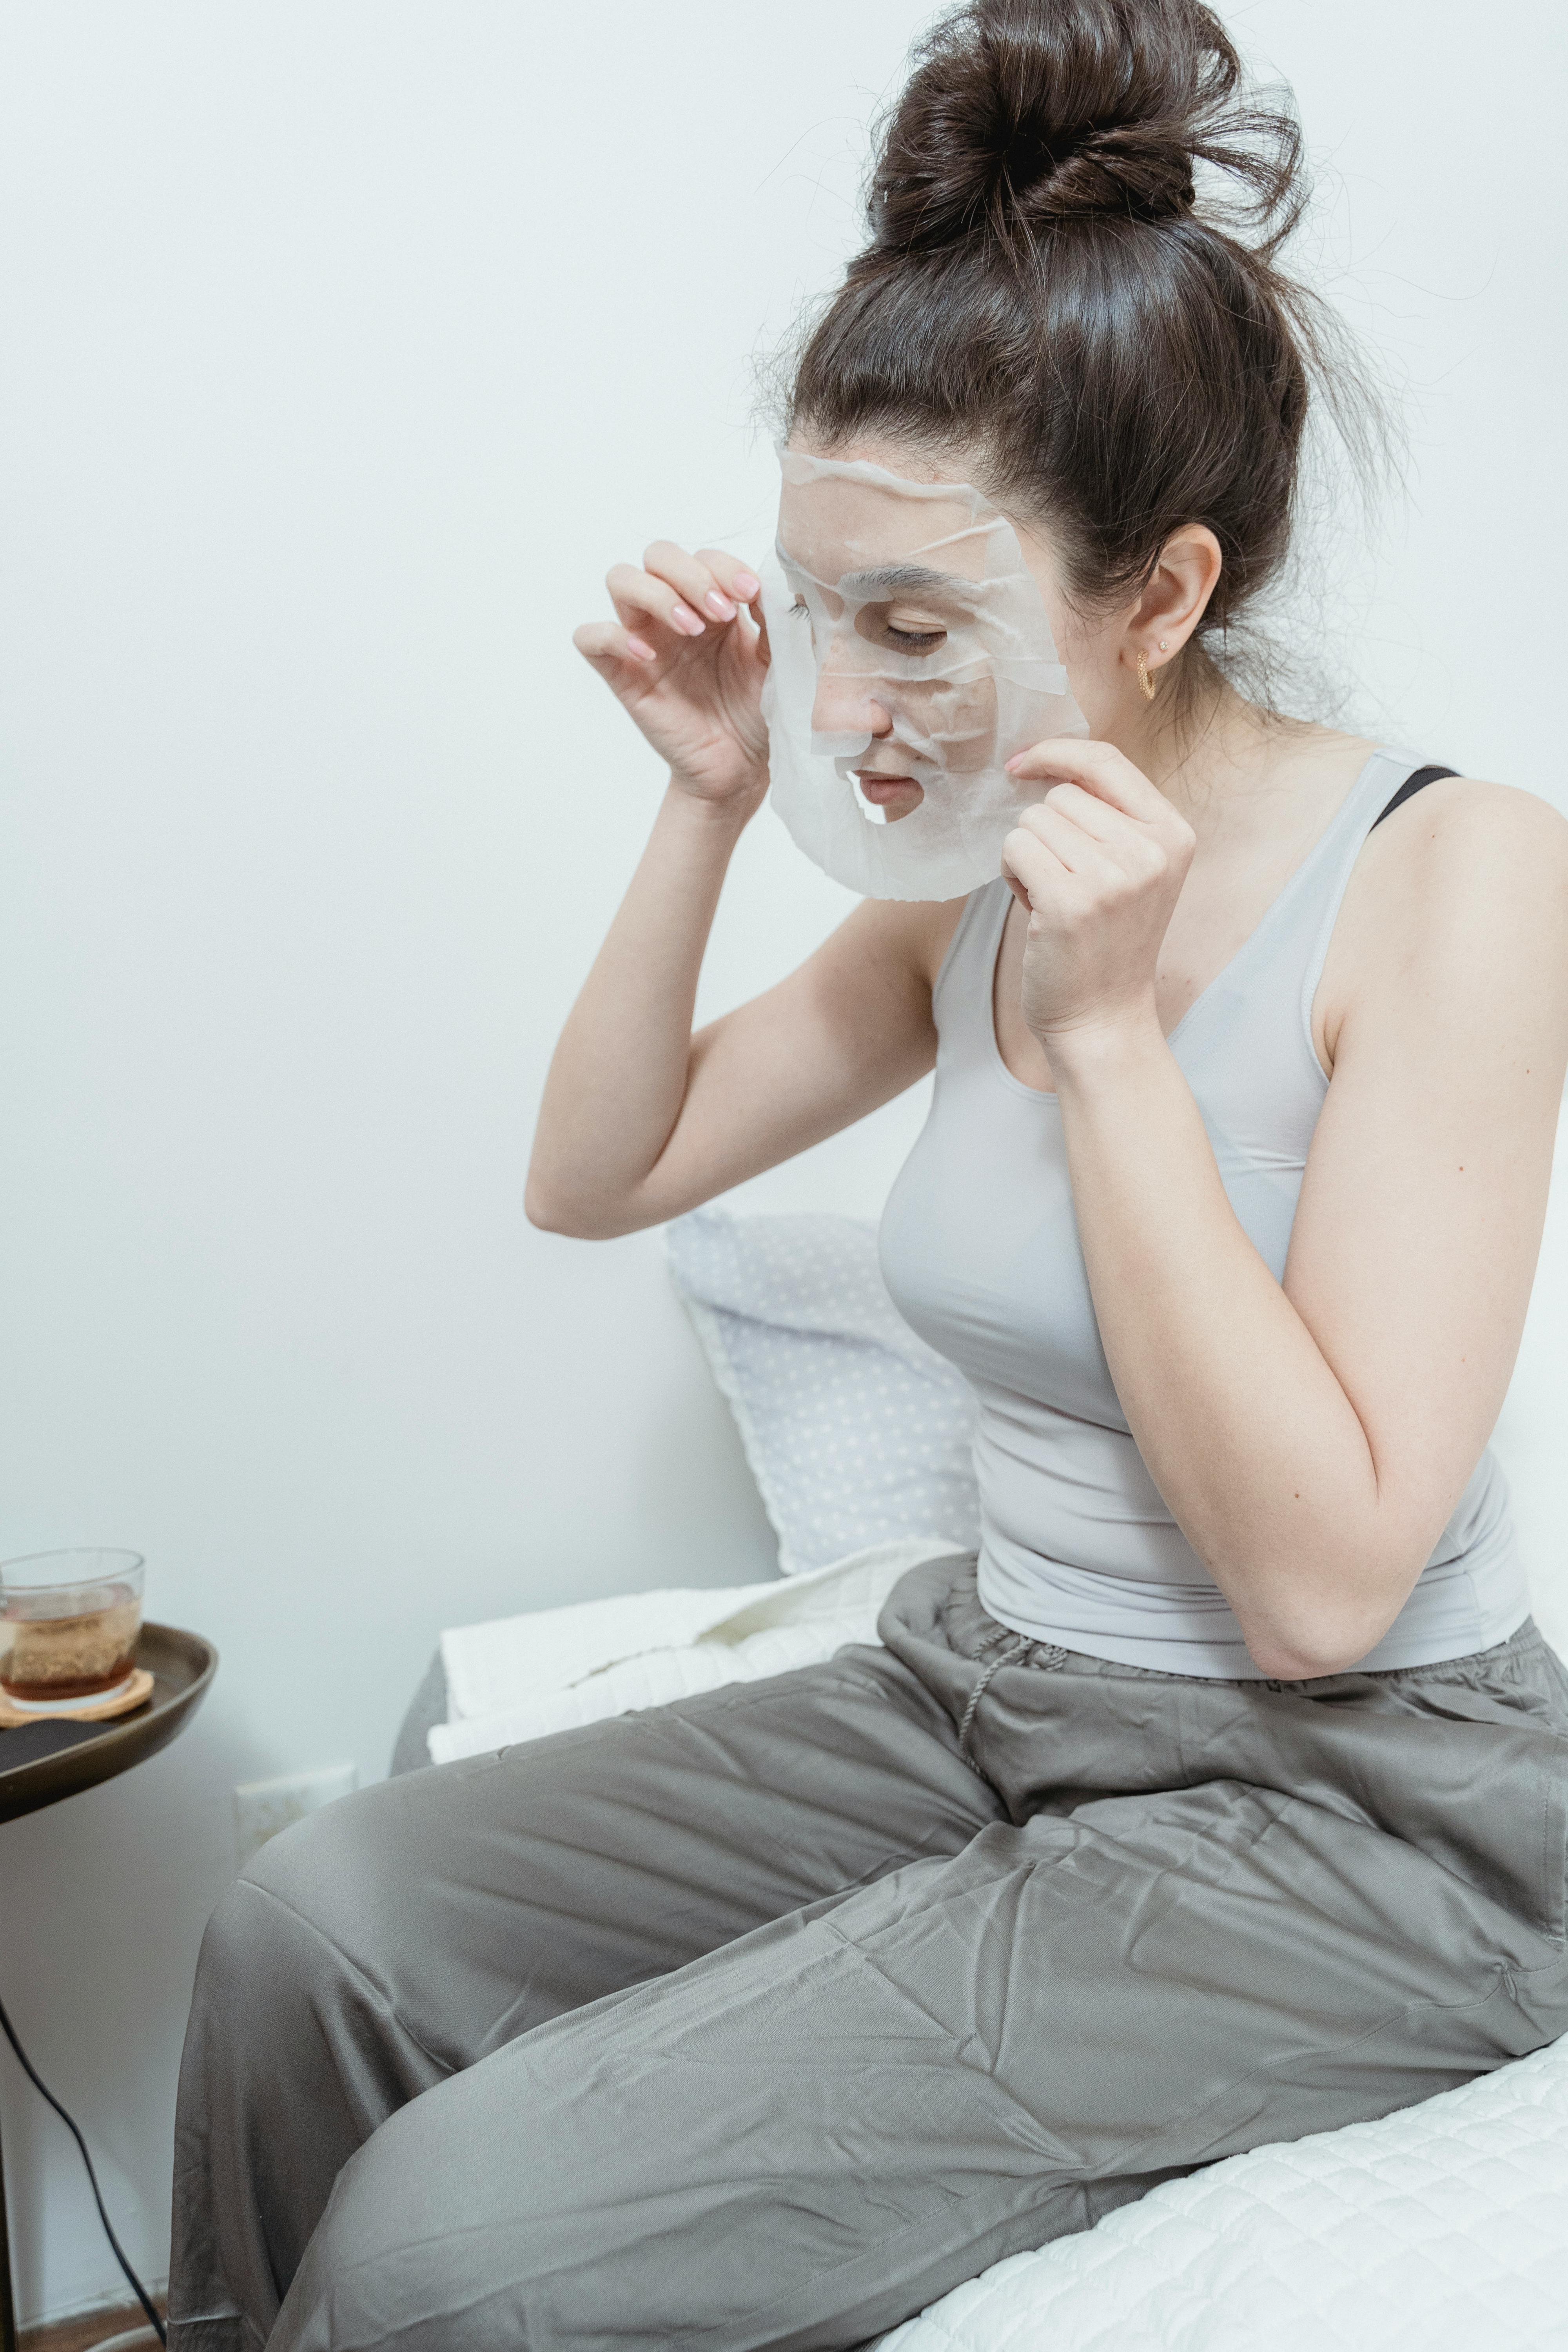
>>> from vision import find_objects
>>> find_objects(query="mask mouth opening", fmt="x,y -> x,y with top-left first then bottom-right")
844,764 -> 929,827
851,774 -> 889,826
846,757 -> 931,833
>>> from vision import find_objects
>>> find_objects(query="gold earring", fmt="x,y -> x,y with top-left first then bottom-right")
1136,649 -> 1157,701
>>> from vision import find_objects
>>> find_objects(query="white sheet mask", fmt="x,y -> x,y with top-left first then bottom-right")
760,448 -> 1087,900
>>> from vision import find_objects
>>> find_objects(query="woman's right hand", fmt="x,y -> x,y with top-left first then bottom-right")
573,542 -> 771,809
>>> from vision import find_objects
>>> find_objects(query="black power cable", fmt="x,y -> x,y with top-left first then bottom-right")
0,1989 -> 167,2345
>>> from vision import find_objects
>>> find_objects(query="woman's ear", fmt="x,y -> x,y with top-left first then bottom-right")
1124,525 -> 1223,688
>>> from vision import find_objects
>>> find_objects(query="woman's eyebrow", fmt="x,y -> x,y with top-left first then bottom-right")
837,563 -> 973,600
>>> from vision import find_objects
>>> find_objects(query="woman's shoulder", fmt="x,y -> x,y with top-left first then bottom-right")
1364,772 -> 1568,906
1323,772 -> 1568,1059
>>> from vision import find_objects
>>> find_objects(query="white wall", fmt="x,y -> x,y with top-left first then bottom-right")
0,0 -> 1562,2325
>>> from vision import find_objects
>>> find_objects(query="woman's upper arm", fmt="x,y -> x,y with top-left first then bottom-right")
607,895 -> 958,1230
1287,780 -> 1568,1566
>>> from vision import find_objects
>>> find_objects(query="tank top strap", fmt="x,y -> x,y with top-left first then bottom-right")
929,750 -> 1433,1073
1161,746 -> 1434,1069
931,878 -> 1012,1056
1291,747 -> 1437,1045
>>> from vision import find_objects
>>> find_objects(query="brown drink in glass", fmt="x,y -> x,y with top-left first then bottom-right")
0,1550 -> 146,1704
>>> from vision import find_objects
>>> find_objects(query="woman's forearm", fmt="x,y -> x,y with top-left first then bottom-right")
526,780 -> 755,1236
1050,1020 -> 1413,1676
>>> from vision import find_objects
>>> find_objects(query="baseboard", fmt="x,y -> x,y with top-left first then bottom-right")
20,2297 -> 165,2352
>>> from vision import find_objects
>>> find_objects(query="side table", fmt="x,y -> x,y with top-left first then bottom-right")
0,1624 -> 217,2352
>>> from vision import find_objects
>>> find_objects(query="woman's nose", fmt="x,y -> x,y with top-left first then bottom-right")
810,659 -> 893,740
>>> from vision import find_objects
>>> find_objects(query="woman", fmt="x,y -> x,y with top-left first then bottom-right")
171,4 -> 1568,2348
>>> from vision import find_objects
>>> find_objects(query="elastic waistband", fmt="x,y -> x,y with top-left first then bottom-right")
940,1558 -> 1549,1695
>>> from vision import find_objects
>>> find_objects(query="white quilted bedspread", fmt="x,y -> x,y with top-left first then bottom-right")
880,2032 -> 1568,2351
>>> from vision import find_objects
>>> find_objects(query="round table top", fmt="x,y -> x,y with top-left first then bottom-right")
0,1622 -> 217,1826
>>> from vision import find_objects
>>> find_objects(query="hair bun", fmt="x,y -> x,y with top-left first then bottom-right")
870,0 -> 1292,251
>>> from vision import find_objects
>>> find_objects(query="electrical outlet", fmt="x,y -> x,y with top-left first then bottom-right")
233,1761 -> 359,1871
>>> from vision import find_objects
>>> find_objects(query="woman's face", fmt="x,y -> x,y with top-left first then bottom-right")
779,435 -> 1114,822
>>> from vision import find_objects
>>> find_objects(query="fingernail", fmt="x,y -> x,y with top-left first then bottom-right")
704,591 -> 737,620
733,570 -> 761,599
670,604 -> 705,635
626,635 -> 657,661
1005,756 -> 1025,773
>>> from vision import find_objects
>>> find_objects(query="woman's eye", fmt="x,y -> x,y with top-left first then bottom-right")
884,624 -> 947,653
789,597 -> 811,621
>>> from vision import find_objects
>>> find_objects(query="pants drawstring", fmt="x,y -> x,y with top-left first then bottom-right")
957,1635 -> 1033,1772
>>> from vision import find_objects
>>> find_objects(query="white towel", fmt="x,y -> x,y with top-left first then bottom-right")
428,1535 -> 956,1764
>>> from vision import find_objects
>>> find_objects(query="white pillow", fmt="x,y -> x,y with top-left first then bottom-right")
666,1206 -> 980,1574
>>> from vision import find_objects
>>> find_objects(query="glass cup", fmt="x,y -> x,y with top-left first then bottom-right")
0,1550 -> 146,1708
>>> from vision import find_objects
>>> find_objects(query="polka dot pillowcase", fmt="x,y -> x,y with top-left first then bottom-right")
666,1206 -> 981,1575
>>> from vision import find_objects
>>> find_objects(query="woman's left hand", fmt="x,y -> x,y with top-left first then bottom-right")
1001,739 -> 1196,1057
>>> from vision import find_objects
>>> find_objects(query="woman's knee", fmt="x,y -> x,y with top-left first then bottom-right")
270,2083 -> 534,2352
196,1784 -> 397,2036
192,1844 -> 334,2047
246,1772 -> 436,1958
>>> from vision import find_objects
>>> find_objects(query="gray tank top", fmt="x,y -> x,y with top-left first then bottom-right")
879,748 -> 1529,1676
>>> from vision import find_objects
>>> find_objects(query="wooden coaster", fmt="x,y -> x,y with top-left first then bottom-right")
0,1667 -> 154,1729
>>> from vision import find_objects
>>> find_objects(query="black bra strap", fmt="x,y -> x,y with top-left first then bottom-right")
1369,764 -> 1458,830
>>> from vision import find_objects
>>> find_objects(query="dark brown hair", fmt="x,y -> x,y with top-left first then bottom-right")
787,0 -> 1374,701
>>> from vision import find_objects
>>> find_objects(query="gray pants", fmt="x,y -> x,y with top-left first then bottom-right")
169,1559 -> 1568,2352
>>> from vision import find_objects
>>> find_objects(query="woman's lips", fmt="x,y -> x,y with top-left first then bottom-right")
854,771 -> 926,817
